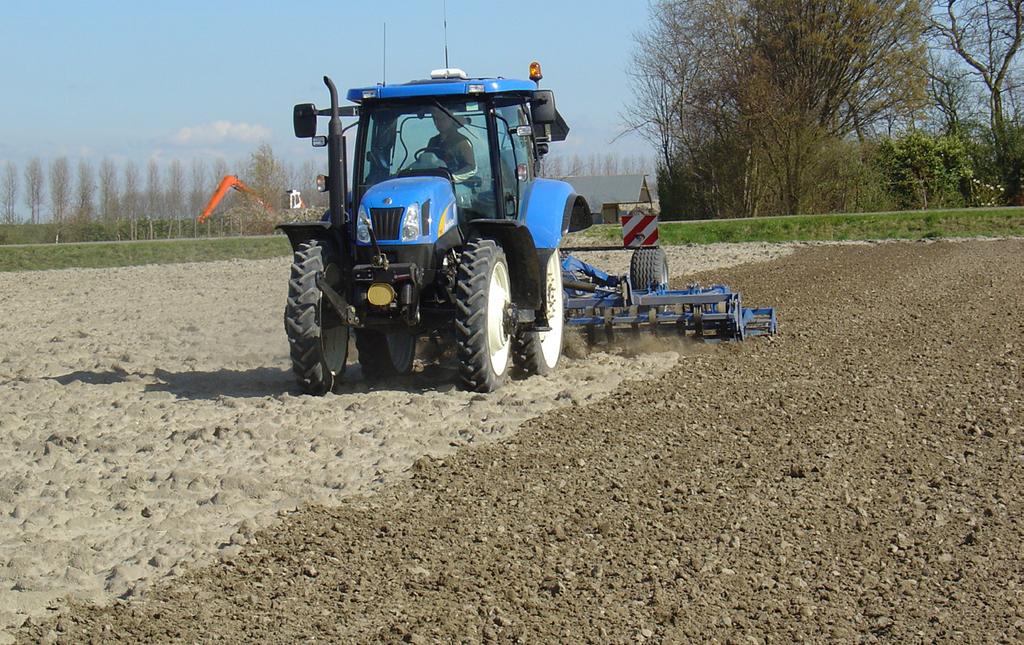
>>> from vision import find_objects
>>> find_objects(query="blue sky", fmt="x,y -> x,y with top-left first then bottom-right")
0,1 -> 652,171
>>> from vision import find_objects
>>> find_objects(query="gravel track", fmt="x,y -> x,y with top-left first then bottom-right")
13,239 -> 1024,643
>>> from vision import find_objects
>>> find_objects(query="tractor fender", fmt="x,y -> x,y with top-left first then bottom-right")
519,178 -> 591,247
466,220 -> 542,310
563,194 -> 593,234
276,220 -> 341,253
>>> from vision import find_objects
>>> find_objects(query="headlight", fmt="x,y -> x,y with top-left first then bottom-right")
357,205 -> 371,244
401,202 -> 421,241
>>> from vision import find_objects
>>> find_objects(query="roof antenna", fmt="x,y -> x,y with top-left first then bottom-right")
443,0 -> 449,69
382,21 -> 387,86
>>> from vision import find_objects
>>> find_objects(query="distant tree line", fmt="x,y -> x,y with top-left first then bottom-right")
625,0 -> 1024,219
2,144 -> 654,241
539,153 -> 655,178
0,145 -> 330,240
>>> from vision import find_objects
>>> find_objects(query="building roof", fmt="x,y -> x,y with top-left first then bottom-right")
560,175 -> 651,213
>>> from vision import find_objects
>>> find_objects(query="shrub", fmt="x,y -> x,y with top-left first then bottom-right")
875,132 -> 972,209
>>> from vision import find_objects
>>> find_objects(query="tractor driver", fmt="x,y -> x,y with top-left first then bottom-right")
427,107 -> 476,179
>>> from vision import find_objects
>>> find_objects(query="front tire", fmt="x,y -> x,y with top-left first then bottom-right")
513,250 -> 564,375
355,330 -> 417,379
284,241 -> 349,395
455,239 -> 512,392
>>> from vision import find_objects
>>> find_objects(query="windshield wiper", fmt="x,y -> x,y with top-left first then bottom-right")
431,100 -> 464,129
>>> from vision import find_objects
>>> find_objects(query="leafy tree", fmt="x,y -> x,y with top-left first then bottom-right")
876,131 -> 973,208
244,143 -> 289,233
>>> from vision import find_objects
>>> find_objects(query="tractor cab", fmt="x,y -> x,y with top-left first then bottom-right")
347,71 -> 567,242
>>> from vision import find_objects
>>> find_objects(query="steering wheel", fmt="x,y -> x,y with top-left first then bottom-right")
414,146 -> 446,163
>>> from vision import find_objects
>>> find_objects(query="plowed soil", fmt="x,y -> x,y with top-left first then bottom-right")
16,240 -> 1024,643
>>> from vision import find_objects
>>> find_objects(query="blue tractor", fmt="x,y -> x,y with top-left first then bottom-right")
279,66 -> 590,394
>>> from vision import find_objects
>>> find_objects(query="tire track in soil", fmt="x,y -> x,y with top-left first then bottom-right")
17,240 -> 1024,643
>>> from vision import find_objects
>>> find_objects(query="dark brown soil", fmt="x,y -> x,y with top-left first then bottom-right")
19,240 -> 1024,644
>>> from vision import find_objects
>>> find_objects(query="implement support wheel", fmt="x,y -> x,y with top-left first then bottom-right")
630,246 -> 669,290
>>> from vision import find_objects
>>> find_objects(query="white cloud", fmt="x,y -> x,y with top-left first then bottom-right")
171,121 -> 271,146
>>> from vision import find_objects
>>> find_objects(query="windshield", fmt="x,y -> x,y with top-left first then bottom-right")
359,99 -> 497,219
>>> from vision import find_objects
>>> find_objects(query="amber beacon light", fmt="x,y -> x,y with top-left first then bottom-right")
529,61 -> 543,82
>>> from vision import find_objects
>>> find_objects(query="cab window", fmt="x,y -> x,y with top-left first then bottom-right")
494,102 -> 532,218
360,100 -> 497,220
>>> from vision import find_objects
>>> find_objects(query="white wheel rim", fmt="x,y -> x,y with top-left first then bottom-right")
486,259 -> 511,375
538,252 -> 563,368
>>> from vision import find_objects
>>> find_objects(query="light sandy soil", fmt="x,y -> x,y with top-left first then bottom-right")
16,238 -> 1022,644
0,242 -> 791,638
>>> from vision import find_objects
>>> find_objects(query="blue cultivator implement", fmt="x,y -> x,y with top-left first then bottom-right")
560,245 -> 776,343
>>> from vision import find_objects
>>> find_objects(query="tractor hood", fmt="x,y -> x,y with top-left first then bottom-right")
358,176 -> 457,245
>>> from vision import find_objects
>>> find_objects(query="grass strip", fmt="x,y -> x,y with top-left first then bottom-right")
583,207 -> 1024,245
0,236 -> 291,272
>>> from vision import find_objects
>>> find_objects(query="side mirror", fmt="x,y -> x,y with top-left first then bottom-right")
531,90 -> 556,125
293,103 -> 318,138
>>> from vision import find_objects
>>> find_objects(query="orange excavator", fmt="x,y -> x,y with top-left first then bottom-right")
197,175 -> 306,224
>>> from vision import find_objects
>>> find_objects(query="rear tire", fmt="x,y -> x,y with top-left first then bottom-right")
455,239 -> 512,392
355,330 -> 417,379
284,241 -> 349,395
630,246 -> 669,290
513,250 -> 564,375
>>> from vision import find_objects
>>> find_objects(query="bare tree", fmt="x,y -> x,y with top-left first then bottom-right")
297,159 -> 328,209
930,0 -> 1024,135
146,159 -> 162,220
622,0 -> 711,169
213,157 -> 229,181
930,0 -> 1024,197
75,159 -> 96,223
925,52 -> 979,135
2,161 -> 17,224
166,159 -> 185,236
539,154 -> 564,178
626,0 -> 926,217
49,157 -> 71,224
565,154 -> 584,176
24,158 -> 44,225
99,158 -> 120,224
189,158 -> 208,219
123,161 -> 140,239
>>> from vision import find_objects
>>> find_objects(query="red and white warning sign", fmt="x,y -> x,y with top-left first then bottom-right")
620,212 -> 659,247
